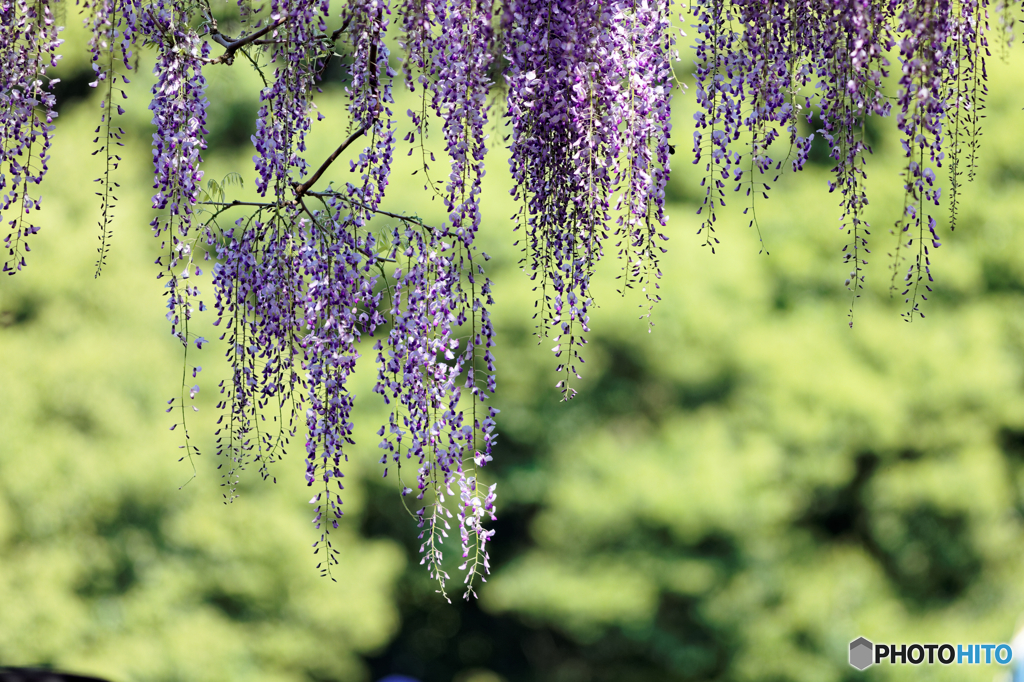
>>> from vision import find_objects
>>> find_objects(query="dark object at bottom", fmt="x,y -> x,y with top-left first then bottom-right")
0,669 -> 112,682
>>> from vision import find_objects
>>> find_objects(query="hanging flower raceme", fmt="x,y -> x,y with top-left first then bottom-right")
615,0 -> 673,321
376,227 -> 469,595
811,0 -> 893,317
380,0 -> 498,599
692,0 -> 745,252
429,0 -> 499,599
300,198 -> 384,577
133,0 -> 209,348
690,0 -> 1010,320
252,0 -> 330,196
947,0 -> 987,230
211,0 -> 336,519
375,224 -> 498,600
126,0 -> 211,469
293,0 -> 400,575
319,0 -> 397,221
1,0 -> 62,275
506,0 -> 673,399
210,211 -> 305,495
892,0 -> 953,320
11,0 -> 1024,597
728,0 -> 798,254
85,0 -> 134,276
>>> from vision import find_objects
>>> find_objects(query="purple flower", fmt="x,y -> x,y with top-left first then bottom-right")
506,0 -> 674,398
1,0 -> 62,275
7,0 -> 1015,596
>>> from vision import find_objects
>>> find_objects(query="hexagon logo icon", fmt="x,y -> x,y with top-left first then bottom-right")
850,637 -> 874,670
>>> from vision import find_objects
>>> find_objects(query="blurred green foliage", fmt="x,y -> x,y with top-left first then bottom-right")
4,13 -> 1024,682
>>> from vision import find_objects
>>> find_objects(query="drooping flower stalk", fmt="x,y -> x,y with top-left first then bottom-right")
4,0 -> 1022,596
813,0 -> 892,321
382,0 -> 498,599
689,0 -> 1010,321
297,0 -> 398,576
947,0 -> 986,230
890,0 -> 951,320
617,0 -> 673,321
85,0 -> 133,276
128,0 -> 211,469
506,0 -> 674,398
134,0 -> 209,346
211,209 -> 305,496
506,0 -> 600,399
693,0 -> 742,254
300,198 -> 384,578
1,0 -> 62,275
252,0 -> 330,196
209,0 -> 334,528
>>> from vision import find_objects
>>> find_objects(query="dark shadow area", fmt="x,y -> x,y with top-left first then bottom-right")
366,588 -> 735,682
205,100 -> 259,152
802,112 -> 884,168
998,427 -> 1024,518
74,497 -> 168,599
983,258 -> 1024,294
570,339 -> 735,422
0,293 -> 41,329
0,669 -> 112,682
51,69 -> 97,113
867,504 -> 982,606
799,452 -> 982,608
798,451 -> 878,541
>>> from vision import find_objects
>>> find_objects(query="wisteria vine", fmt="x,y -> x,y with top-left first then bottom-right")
2,0 -> 62,274
505,0 -> 674,398
691,0 -> 1015,322
1,0 -> 1021,595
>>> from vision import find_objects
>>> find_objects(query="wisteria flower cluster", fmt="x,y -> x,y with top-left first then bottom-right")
690,0 -> 1014,322
505,0 -> 674,398
1,0 -> 62,274
86,0 -> 133,275
0,0 -> 1019,595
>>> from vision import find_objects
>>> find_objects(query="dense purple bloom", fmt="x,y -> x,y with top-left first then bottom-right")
505,0 -> 674,398
389,0 -> 497,597
5,0 -> 1020,593
211,212 -> 305,493
1,0 -> 62,275
300,199 -> 384,575
131,0 -> 210,348
689,0 -> 1006,321
252,0 -> 329,196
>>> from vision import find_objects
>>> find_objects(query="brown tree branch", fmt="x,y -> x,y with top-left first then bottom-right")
330,16 -> 353,42
199,199 -> 275,208
207,17 -> 289,65
292,125 -> 369,197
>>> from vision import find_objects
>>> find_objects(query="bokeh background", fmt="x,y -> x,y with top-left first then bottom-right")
4,6 -> 1024,682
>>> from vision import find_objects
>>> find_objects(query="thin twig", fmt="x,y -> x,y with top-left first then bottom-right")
293,14 -> 383,199
199,199 -> 398,263
307,191 -> 449,235
199,199 -> 276,208
296,196 -> 321,229
301,197 -> 398,263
